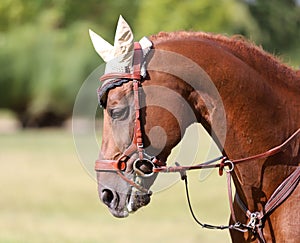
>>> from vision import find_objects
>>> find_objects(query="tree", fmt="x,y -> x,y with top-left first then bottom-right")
134,0 -> 260,39
244,0 -> 300,66
0,0 -> 140,127
0,0 -> 299,127
135,0 -> 300,66
245,0 -> 300,52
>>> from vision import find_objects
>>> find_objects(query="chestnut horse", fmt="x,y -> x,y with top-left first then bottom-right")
90,18 -> 299,242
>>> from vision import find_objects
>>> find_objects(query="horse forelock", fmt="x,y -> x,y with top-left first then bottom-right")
150,31 -> 300,91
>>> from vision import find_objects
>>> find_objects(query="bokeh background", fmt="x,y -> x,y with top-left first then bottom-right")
0,0 -> 299,242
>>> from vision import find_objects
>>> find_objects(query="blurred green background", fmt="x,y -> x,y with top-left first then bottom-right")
0,0 -> 299,127
0,0 -> 299,242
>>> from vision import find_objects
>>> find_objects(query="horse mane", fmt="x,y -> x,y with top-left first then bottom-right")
150,31 -> 300,91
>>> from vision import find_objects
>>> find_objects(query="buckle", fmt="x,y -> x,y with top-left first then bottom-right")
133,158 -> 155,177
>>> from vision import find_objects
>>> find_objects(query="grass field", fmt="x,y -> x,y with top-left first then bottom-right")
0,125 -> 232,243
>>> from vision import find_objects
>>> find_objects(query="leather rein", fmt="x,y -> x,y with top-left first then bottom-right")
95,41 -> 300,240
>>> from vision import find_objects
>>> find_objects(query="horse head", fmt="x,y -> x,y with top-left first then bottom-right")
89,16 -> 215,217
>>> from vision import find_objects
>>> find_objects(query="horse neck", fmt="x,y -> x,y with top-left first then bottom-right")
179,39 -> 300,206
214,69 -> 298,159
151,37 -> 299,174
151,37 -> 299,197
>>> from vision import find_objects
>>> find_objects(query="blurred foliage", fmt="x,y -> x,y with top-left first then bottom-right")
135,0 -> 260,38
246,0 -> 300,64
0,0 -> 299,127
135,0 -> 300,63
247,0 -> 300,52
0,16 -> 98,126
0,0 -> 139,127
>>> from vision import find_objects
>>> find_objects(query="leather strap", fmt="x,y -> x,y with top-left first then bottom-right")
226,170 -> 237,223
100,42 -> 143,82
264,166 -> 300,216
100,72 -> 140,82
233,166 -> 300,242
153,128 -> 300,173
231,128 -> 300,165
95,42 -> 165,193
152,128 -> 299,240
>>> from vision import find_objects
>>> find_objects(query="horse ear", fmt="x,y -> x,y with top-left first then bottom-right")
113,15 -> 134,59
89,29 -> 114,62
89,15 -> 135,72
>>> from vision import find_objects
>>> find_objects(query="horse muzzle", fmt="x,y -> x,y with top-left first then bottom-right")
96,153 -> 157,217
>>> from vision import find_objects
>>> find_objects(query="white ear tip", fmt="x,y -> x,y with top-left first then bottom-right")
89,29 -> 97,44
89,16 -> 134,64
118,15 -> 127,25
88,29 -> 98,42
88,28 -> 114,62
88,29 -> 94,36
116,15 -> 131,31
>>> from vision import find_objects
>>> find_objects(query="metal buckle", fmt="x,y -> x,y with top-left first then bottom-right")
224,160 -> 234,173
137,143 -> 144,148
247,212 -> 262,231
133,158 -> 155,177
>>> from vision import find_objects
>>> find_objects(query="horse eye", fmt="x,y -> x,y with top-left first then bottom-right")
109,107 -> 129,120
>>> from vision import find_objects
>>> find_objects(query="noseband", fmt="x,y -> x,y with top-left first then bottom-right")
94,40 -> 300,240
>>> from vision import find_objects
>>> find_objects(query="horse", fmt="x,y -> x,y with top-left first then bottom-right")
90,16 -> 300,242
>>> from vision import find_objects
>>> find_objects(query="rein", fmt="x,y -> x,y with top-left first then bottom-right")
95,40 -> 300,240
171,129 -> 300,239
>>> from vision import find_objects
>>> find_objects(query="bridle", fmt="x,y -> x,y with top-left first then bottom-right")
95,41 -> 166,194
95,40 -> 300,241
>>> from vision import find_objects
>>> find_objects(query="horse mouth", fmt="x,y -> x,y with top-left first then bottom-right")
126,187 -> 151,213
99,163 -> 155,218
108,189 -> 151,218
108,182 -> 151,218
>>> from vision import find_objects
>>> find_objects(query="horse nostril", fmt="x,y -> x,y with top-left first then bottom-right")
101,189 -> 114,207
